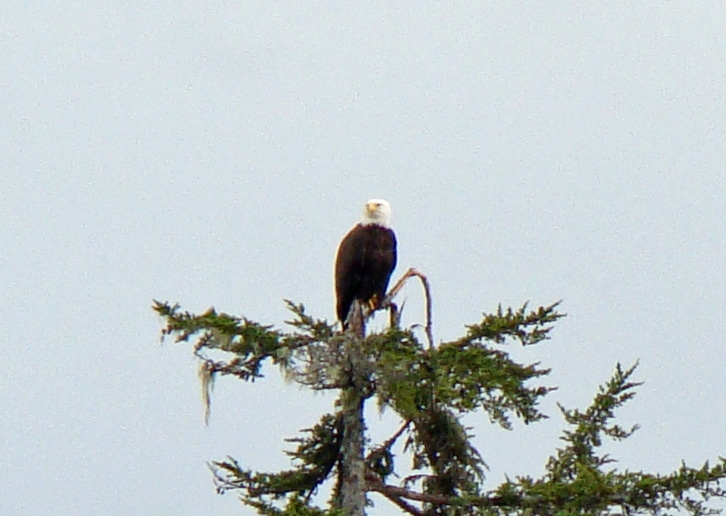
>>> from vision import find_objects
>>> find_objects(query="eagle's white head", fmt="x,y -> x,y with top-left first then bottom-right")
361,199 -> 392,228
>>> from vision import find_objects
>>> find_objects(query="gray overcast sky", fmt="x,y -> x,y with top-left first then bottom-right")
2,3 -> 725,515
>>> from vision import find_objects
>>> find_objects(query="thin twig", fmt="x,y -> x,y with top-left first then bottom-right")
382,420 -> 411,452
366,420 -> 411,462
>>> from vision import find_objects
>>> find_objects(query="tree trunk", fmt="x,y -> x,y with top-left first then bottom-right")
336,300 -> 368,516
337,385 -> 366,516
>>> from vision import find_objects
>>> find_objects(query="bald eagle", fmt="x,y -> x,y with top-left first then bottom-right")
335,199 -> 397,329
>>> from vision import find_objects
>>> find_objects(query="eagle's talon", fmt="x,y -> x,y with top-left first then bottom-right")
367,296 -> 379,312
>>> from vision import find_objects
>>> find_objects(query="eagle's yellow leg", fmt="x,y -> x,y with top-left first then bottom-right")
367,294 -> 380,312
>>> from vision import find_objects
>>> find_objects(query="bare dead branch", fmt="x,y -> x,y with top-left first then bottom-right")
382,268 -> 434,348
388,302 -> 400,329
341,268 -> 432,347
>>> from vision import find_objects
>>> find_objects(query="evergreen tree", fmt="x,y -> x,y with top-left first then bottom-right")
154,268 -> 726,516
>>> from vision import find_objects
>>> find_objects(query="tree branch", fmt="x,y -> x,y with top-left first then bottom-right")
366,473 -> 451,506
366,473 -> 424,515
366,420 -> 411,463
383,268 -> 434,349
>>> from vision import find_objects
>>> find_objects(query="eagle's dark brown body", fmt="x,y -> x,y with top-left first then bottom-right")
335,223 -> 397,328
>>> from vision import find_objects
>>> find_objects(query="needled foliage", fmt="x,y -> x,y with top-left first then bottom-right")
210,414 -> 343,514
154,298 -> 726,516
485,363 -> 726,516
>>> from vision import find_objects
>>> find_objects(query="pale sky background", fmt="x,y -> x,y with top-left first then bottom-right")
2,3 -> 725,515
